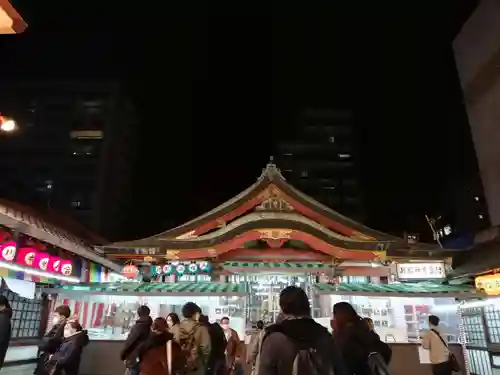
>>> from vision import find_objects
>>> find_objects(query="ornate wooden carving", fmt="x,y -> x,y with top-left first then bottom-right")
256,185 -> 294,212
257,229 -> 292,240
165,250 -> 180,260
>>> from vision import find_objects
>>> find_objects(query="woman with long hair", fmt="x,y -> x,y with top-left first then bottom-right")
138,317 -> 183,375
166,313 -> 181,339
333,302 -> 391,375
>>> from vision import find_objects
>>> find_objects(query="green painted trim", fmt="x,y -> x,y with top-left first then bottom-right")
54,281 -> 246,294
314,282 -> 475,294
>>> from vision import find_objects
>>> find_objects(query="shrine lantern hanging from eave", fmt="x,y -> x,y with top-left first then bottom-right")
122,264 -> 139,279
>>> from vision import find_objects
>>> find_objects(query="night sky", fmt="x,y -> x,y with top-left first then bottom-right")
0,1 -> 479,241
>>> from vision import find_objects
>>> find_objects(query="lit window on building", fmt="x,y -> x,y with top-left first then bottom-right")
71,200 -> 81,208
323,186 -> 335,190
283,153 -> 293,156
338,153 -> 351,159
300,170 -> 308,178
328,136 -> 335,144
70,130 -> 103,139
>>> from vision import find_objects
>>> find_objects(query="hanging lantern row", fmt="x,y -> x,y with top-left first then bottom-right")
152,261 -> 212,276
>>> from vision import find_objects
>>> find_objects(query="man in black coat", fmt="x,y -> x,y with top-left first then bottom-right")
0,296 -> 12,370
120,305 -> 153,375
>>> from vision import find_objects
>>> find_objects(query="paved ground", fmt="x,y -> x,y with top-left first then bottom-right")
2,364 -> 35,375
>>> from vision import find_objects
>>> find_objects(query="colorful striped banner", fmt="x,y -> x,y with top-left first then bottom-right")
0,267 -> 53,283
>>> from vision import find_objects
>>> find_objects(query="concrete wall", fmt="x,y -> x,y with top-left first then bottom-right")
78,341 -> 467,375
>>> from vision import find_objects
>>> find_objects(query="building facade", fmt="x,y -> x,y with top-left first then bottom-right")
275,108 -> 363,222
0,81 -> 137,240
453,0 -> 500,227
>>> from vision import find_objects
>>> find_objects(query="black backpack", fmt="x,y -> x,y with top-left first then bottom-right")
265,324 -> 334,375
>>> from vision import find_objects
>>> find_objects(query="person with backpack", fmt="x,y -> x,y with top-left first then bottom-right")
258,286 -> 339,375
120,305 -> 153,375
138,317 -> 184,375
421,315 -> 457,375
333,302 -> 391,375
174,302 -> 211,375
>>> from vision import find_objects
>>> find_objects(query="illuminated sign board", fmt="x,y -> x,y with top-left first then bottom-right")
475,274 -> 500,295
396,262 -> 446,280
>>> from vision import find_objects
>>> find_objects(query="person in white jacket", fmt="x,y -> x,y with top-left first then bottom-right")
421,315 -> 452,375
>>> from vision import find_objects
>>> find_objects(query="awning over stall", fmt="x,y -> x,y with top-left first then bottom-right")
314,282 -> 483,298
46,281 -> 248,296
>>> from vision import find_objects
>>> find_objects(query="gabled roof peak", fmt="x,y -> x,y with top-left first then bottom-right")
261,159 -> 286,181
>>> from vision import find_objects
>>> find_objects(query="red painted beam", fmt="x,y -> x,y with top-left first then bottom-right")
192,195 -> 264,236
215,248 -> 331,262
175,183 -> 371,240
108,230 -> 381,262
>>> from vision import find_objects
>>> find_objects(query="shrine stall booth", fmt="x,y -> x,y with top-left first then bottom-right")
314,282 -> 480,375
43,281 -> 247,375
0,201 -> 123,366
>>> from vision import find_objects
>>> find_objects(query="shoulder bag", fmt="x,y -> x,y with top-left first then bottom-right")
430,329 -> 460,372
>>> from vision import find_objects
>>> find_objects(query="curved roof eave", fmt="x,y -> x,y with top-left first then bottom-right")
0,0 -> 27,34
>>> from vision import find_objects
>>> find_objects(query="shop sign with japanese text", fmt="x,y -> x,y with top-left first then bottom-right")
396,262 -> 446,280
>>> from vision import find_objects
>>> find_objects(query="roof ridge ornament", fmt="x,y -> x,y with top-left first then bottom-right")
262,156 -> 286,181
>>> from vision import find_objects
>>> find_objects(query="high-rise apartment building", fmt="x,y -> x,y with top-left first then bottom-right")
0,81 -> 136,240
454,0 -> 500,227
275,108 -> 363,221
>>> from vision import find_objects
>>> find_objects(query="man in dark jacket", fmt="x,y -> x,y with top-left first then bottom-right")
120,305 -> 153,375
35,305 -> 71,375
0,296 -> 12,370
259,286 -> 342,375
199,315 -> 227,375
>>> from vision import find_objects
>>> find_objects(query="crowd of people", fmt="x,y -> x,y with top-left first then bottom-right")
117,286 -> 395,375
20,284 -> 456,375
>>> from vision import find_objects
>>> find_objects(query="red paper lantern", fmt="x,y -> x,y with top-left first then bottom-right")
122,264 -> 139,279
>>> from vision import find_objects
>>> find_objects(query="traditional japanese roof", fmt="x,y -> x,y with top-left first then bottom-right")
0,199 -> 120,272
45,281 -> 247,296
314,282 -> 483,298
103,162 -> 451,262
0,0 -> 27,34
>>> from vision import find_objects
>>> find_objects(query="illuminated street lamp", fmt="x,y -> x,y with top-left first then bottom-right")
0,116 -> 16,132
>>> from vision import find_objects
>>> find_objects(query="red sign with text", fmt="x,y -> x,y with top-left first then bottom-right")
34,252 -> 50,272
16,247 -> 37,268
60,260 -> 73,276
0,241 -> 17,262
48,256 -> 62,273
